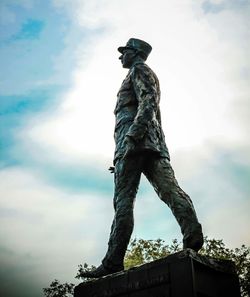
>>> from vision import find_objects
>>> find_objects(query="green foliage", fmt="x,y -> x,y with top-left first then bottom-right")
43,238 -> 250,297
124,238 -> 181,269
43,263 -> 96,297
43,279 -> 74,297
200,237 -> 250,297
75,262 -> 97,281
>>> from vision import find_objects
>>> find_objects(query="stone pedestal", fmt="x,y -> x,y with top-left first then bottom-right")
74,249 -> 240,297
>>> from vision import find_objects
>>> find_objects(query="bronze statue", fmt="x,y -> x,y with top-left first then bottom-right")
82,38 -> 204,278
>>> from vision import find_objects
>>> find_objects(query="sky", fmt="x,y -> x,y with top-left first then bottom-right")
0,0 -> 250,296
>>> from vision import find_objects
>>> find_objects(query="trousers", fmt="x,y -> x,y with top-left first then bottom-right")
102,152 -> 201,270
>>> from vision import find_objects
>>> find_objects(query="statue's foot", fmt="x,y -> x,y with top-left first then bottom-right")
80,264 -> 123,278
183,231 -> 204,252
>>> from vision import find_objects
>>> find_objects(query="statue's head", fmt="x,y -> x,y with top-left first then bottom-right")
118,38 -> 152,68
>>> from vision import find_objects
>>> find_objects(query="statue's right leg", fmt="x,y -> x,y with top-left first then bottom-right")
143,156 -> 203,252
102,156 -> 142,271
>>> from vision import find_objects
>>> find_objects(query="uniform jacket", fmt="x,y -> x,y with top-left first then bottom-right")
114,61 -> 170,164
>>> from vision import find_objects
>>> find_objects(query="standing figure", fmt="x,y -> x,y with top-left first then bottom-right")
82,38 -> 203,278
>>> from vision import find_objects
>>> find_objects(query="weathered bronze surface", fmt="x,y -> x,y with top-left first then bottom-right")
82,38 -> 204,278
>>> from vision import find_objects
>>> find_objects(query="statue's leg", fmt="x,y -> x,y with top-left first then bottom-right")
102,156 -> 143,270
144,156 -> 203,251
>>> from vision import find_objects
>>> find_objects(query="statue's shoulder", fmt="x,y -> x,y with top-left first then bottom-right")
132,63 -> 154,77
132,63 -> 158,84
133,62 -> 150,71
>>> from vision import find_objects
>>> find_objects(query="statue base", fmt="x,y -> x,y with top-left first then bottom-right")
74,249 -> 240,297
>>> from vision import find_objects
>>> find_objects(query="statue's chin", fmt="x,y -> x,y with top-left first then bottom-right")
122,64 -> 130,69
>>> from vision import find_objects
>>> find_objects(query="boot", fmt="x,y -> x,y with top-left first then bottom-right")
80,264 -> 124,278
183,230 -> 204,252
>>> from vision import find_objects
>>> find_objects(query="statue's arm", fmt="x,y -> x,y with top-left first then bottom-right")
126,65 -> 158,142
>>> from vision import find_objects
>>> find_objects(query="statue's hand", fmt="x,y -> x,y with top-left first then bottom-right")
108,166 -> 115,173
123,136 -> 136,159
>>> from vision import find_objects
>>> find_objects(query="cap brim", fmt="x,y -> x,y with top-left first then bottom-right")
118,46 -> 126,53
118,46 -> 134,53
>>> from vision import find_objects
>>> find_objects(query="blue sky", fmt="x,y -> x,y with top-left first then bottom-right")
0,0 -> 250,296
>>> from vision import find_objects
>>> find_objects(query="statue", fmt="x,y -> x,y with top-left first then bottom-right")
82,38 -> 204,278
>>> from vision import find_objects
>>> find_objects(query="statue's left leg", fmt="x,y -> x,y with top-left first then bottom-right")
144,156 -> 203,251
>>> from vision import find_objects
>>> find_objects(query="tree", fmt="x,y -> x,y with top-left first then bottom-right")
124,237 -> 250,296
199,238 -> 250,296
43,264 -> 96,297
43,279 -> 74,297
124,238 -> 180,269
43,237 -> 250,297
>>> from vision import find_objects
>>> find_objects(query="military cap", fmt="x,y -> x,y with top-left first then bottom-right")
118,38 -> 152,60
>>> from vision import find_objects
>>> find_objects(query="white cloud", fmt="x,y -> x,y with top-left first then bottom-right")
0,166 -> 114,287
17,0 -> 249,168
209,0 -> 224,4
12,0 -> 249,246
200,179 -> 250,248
204,201 -> 250,248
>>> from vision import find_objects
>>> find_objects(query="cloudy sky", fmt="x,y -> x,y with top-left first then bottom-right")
0,0 -> 250,296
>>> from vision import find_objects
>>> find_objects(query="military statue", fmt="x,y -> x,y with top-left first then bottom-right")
82,38 -> 204,278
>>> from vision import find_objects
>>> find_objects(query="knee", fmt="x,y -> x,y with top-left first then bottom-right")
158,190 -> 172,206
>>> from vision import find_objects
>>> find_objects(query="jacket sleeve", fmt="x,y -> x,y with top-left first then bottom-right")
126,64 -> 159,142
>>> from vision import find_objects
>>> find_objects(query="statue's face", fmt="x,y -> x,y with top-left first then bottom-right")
119,48 -> 137,68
